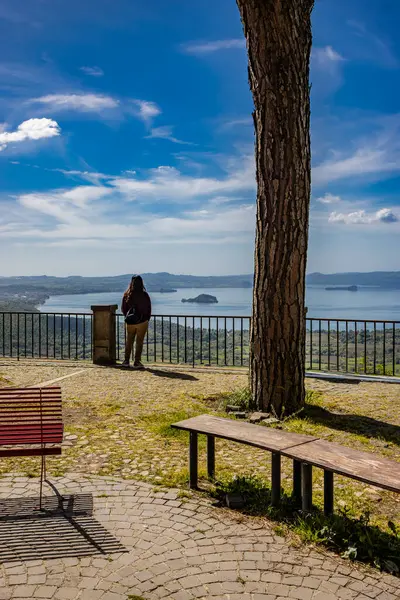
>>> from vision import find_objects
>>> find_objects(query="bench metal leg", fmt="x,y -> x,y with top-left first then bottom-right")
301,463 -> 313,512
207,435 -> 215,480
293,459 -> 302,505
189,432 -> 198,489
271,452 -> 281,507
324,470 -> 334,516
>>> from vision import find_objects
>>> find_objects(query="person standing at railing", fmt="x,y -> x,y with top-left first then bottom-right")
121,275 -> 151,369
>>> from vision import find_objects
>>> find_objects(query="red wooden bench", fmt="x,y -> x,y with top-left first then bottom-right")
0,386 -> 63,508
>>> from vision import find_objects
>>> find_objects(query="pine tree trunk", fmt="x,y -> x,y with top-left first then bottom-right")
236,0 -> 314,417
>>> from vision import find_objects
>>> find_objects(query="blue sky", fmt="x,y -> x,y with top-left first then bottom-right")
1,0 -> 400,276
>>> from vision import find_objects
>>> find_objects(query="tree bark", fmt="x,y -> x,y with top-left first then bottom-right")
236,0 -> 314,417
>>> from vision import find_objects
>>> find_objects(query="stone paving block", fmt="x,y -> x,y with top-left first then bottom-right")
99,593 -> 124,600
264,583 -> 290,597
239,570 -> 261,582
311,593 -> 337,600
8,576 -> 27,586
54,588 -> 80,600
289,587 -> 314,600
78,591 -> 105,600
282,576 -> 304,587
10,585 -> 37,598
170,590 -> 192,600
261,572 -> 282,584
78,577 -> 99,590
335,589 -> 358,600
301,577 -> 321,590
34,586 -> 57,599
204,583 -> 224,596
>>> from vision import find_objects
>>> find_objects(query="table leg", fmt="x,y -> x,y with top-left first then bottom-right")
189,431 -> 198,489
271,452 -> 281,507
207,435 -> 215,480
301,463 -> 313,512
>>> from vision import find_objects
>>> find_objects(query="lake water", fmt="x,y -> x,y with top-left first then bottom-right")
41,285 -> 400,322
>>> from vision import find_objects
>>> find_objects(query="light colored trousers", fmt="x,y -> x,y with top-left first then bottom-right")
125,321 -> 149,362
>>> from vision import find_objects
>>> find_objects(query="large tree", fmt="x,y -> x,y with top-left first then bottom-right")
236,0 -> 314,417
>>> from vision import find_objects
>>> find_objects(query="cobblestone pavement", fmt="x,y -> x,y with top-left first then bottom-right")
0,475 -> 399,600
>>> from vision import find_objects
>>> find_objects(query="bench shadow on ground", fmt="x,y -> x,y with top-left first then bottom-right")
0,489 -> 126,562
302,404 -> 400,446
212,479 -> 400,574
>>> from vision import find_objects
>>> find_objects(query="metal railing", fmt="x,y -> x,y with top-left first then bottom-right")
0,312 -> 93,360
0,312 -> 399,377
307,318 -> 400,377
115,314 -> 251,367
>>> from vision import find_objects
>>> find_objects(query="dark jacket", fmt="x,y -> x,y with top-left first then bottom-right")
121,291 -> 151,323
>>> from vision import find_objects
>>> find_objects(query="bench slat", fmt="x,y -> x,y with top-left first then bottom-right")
283,439 -> 400,494
0,447 -> 62,458
0,386 -> 63,452
172,415 -> 318,452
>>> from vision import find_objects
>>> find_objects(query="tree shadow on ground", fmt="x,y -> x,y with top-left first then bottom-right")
302,404 -> 400,446
146,368 -> 198,381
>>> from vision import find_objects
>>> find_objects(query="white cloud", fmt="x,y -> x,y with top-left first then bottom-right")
52,168 -> 107,185
145,126 -> 193,145
3,154 -> 256,249
0,118 -> 60,151
182,39 -> 245,55
313,46 -> 345,64
109,157 -> 255,202
32,93 -> 118,112
312,148 -> 400,186
316,193 -> 341,204
18,185 -> 113,226
80,66 -> 104,77
311,46 -> 345,96
131,100 -> 161,124
329,207 -> 399,225
220,117 -> 252,130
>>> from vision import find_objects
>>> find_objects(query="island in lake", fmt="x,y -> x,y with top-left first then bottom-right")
181,294 -> 218,304
325,285 -> 358,292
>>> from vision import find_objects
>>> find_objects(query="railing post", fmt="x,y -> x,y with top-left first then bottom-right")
91,305 -> 118,365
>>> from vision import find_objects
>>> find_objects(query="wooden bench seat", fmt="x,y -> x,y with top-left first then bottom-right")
282,438 -> 400,514
0,386 -> 63,506
172,414 -> 400,516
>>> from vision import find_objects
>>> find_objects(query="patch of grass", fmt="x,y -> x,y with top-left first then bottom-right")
0,374 -> 12,386
138,409 -> 209,444
177,490 -> 192,500
210,386 -> 253,412
213,474 -> 400,575
127,595 -> 146,600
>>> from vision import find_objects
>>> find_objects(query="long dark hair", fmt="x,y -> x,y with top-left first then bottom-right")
123,275 -> 145,302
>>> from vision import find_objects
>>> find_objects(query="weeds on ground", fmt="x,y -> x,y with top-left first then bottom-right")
212,386 -> 253,412
213,474 -> 400,575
